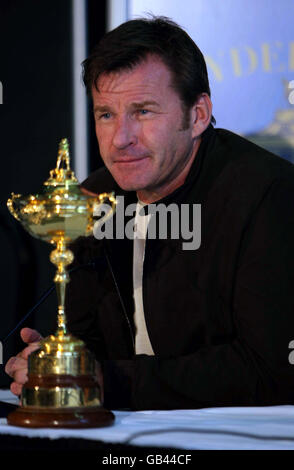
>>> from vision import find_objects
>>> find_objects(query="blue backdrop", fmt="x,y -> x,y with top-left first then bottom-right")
128,0 -> 294,161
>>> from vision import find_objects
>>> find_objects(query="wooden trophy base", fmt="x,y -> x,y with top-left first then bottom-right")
7,406 -> 115,428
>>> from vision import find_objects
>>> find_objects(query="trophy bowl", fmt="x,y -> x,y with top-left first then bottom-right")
6,138 -> 116,428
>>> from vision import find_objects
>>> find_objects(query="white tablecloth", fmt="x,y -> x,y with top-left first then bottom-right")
1,389 -> 294,450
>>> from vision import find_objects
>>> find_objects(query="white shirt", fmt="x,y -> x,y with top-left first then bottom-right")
133,201 -> 154,355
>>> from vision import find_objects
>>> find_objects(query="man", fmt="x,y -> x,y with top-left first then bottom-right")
6,17 -> 294,410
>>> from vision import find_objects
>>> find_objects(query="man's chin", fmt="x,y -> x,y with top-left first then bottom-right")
111,174 -> 147,192
109,158 -> 152,191
115,180 -> 143,192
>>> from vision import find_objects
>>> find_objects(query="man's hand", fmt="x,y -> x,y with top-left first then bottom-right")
5,327 -> 42,396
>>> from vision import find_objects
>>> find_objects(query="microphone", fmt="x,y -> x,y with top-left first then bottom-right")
2,258 -> 102,344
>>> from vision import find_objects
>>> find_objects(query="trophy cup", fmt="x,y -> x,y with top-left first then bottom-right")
6,138 -> 116,428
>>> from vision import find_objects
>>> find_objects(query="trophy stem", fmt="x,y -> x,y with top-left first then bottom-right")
50,238 -> 74,337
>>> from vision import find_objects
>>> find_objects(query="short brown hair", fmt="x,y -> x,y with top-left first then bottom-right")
82,16 -> 215,124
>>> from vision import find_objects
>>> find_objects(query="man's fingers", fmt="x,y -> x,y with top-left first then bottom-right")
5,356 -> 27,377
18,342 -> 41,361
20,327 -> 43,344
5,328 -> 43,399
10,382 -> 23,397
11,369 -> 28,385
5,355 -> 28,387
4,356 -> 16,377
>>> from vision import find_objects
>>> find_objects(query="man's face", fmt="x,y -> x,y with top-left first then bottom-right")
92,55 -> 199,202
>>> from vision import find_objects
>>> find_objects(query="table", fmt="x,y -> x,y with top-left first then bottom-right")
0,389 -> 294,460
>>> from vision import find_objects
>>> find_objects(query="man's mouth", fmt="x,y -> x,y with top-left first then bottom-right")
114,155 -> 149,163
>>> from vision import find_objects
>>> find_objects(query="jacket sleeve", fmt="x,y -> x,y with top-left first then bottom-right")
102,177 -> 294,410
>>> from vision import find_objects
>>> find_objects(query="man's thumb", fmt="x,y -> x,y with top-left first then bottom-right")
20,327 -> 43,344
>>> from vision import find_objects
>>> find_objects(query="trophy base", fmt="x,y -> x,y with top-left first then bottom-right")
7,406 -> 115,428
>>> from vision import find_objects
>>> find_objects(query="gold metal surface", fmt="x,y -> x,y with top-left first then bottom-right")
6,139 -> 116,427
22,386 -> 101,408
29,335 -> 95,376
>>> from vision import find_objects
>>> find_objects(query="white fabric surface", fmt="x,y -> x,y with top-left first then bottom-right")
1,390 -> 294,450
133,201 -> 154,355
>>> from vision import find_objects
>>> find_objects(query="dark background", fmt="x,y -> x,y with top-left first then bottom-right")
0,0 -> 106,386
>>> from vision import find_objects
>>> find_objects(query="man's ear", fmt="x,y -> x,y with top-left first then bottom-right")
191,93 -> 213,138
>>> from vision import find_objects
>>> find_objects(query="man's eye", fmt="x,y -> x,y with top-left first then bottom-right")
137,109 -> 150,116
96,112 -> 111,121
100,112 -> 111,120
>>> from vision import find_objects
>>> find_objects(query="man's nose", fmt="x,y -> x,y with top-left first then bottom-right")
112,116 -> 137,149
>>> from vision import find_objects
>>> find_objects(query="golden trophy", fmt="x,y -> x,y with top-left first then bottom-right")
6,138 -> 116,428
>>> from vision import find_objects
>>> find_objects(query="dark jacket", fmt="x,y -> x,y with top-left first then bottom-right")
66,125 -> 294,410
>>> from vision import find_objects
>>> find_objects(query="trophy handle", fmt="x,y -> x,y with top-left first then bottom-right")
92,191 -> 117,229
7,193 -> 22,221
